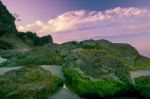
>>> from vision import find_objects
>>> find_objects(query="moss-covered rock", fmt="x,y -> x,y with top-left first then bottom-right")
134,56 -> 150,70
63,48 -> 132,98
1,39 -> 150,70
64,68 -> 132,98
0,40 -> 13,50
80,40 -> 139,68
79,40 -> 150,70
0,66 -> 63,99
64,48 -> 131,80
0,45 -> 64,67
135,76 -> 150,99
0,49 -> 27,59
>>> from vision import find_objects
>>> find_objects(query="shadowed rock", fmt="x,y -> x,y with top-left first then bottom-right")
0,1 -> 53,50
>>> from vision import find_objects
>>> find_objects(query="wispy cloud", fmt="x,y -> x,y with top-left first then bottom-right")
18,7 -> 150,41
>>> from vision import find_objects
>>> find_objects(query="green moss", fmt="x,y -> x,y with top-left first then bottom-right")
16,47 -> 63,65
63,48 -> 133,98
135,76 -> 150,99
1,39 -> 149,72
0,66 -> 63,99
133,56 -> 150,70
84,40 -> 139,66
79,40 -> 150,71
64,68 -> 131,98
0,46 -> 64,67
64,48 -> 131,81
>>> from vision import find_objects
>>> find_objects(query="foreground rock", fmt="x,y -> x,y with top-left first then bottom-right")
0,39 -> 149,98
64,48 -> 133,98
134,76 -> 150,99
0,66 -> 63,99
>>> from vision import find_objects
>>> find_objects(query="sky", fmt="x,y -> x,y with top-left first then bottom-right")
1,0 -> 150,56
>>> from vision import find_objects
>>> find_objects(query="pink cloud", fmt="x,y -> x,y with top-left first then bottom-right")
17,7 -> 150,42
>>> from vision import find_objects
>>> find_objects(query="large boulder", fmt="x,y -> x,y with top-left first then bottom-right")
64,48 -> 133,98
80,39 -> 139,68
0,66 -> 63,99
79,40 -> 150,70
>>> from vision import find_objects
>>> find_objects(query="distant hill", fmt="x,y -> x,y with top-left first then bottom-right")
0,1 -> 53,50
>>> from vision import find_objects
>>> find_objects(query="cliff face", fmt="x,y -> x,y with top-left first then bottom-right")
0,1 -> 17,35
0,1 -> 53,49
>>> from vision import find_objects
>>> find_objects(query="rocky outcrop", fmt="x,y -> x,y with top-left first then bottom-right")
17,32 -> 53,47
0,1 -> 17,36
0,39 -> 150,98
0,1 -> 150,98
64,48 -> 132,98
0,1 -> 53,49
0,40 -> 13,50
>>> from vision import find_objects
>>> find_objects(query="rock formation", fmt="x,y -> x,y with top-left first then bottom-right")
0,1 -> 53,50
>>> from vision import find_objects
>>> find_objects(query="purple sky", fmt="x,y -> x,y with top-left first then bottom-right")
1,0 -> 150,56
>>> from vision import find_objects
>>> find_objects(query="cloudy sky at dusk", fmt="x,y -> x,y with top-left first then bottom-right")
1,0 -> 150,56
